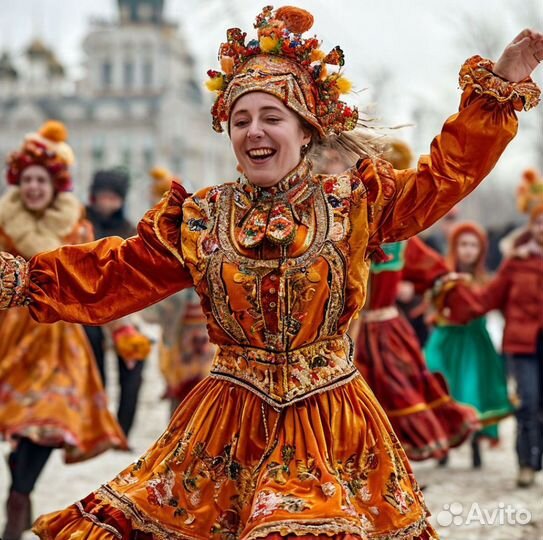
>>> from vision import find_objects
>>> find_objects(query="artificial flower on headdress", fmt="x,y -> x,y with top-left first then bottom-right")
5,120 -> 74,192
517,168 -> 543,214
206,5 -> 358,137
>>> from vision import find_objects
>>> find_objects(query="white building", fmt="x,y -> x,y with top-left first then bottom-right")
0,0 -> 235,219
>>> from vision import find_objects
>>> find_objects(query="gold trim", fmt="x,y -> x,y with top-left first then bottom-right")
459,55 -> 541,111
210,335 -> 359,409
318,242 -> 346,338
244,514 -> 436,540
0,252 -> 30,309
210,369 -> 359,411
152,194 -> 185,266
206,252 -> 249,344
74,500 -> 123,539
386,395 -> 452,418
93,486 -> 198,540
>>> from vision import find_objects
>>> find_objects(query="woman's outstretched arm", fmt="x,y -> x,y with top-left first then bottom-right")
359,29 -> 542,245
0,182 -> 194,325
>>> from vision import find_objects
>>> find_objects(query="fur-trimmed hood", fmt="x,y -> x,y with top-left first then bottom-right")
0,188 -> 83,258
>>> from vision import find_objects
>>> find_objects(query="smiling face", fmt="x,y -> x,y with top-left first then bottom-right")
229,92 -> 312,188
455,232 -> 482,269
19,164 -> 55,212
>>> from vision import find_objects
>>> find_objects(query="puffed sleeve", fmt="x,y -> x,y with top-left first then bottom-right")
4,182 -> 194,325
358,56 -> 540,246
401,236 -> 449,294
441,260 -> 513,324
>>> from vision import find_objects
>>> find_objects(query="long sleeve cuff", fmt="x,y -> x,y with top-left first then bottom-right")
0,252 -> 30,309
459,55 -> 541,111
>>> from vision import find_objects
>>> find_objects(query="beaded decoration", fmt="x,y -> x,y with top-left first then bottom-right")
206,5 -> 358,137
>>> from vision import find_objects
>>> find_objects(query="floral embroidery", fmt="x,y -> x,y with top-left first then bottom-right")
146,468 -> 176,508
211,509 -> 241,539
266,444 -> 296,485
384,472 -> 415,515
251,490 -> 311,520
211,337 -> 358,409
236,161 -> 313,248
0,252 -> 29,309
321,482 -> 336,498
335,446 -> 379,505
459,55 -> 541,111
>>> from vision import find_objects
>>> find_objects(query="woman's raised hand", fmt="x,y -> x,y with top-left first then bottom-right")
493,29 -> 543,82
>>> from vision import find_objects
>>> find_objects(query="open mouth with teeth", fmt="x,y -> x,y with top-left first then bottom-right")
247,148 -> 277,161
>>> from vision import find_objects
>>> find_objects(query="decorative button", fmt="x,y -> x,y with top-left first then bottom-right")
269,287 -> 276,294
269,302 -> 277,308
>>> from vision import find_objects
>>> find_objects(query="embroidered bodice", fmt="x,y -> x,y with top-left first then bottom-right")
182,159 -> 369,353
3,64 -> 537,407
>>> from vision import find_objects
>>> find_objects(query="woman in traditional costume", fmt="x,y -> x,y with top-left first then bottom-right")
0,7 -> 541,539
355,232 -> 481,462
316,139 -> 481,462
425,222 -> 515,468
0,121 -> 128,540
439,204 -> 543,487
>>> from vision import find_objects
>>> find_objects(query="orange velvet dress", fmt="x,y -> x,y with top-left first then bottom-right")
0,203 -> 128,463
19,79 -> 524,539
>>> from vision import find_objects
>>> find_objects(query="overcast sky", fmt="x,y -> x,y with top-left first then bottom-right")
0,0 -> 542,221
2,0 -> 540,84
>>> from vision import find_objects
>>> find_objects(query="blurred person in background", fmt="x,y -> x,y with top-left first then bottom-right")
314,139 -> 481,462
439,202 -> 543,487
148,167 -> 215,417
425,222 -> 515,469
0,122 -> 127,540
84,167 -> 151,438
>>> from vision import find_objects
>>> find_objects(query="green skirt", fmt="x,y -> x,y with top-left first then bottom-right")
424,317 -> 514,440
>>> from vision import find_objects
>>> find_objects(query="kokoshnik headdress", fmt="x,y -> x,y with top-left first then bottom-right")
206,5 -> 358,138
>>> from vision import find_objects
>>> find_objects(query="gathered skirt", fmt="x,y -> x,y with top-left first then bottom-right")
356,315 -> 480,460
425,317 -> 515,440
33,372 -> 438,539
0,308 -> 128,462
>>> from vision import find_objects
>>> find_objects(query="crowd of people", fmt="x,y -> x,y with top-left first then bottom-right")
0,5 -> 542,540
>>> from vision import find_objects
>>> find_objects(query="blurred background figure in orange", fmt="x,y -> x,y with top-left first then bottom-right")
0,121 -> 128,540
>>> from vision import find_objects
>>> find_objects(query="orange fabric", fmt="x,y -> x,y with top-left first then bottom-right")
28,184 -> 193,325
158,291 -> 215,400
26,83 -> 519,538
0,308 -> 127,462
35,378 -> 436,539
0,216 -> 128,462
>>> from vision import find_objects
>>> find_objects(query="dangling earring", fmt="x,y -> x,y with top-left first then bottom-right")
301,143 -> 310,157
